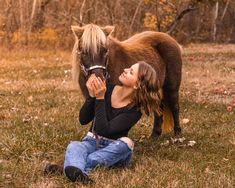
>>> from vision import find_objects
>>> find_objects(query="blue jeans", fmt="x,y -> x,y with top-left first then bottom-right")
64,132 -> 133,175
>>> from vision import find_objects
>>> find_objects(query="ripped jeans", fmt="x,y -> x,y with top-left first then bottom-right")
64,132 -> 134,175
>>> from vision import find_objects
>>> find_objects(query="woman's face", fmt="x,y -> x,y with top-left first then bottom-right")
119,63 -> 139,88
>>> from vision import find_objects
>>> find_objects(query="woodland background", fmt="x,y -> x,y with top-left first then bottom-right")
1,0 -> 235,187
0,0 -> 235,49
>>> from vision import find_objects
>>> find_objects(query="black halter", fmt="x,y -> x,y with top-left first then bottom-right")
76,50 -> 110,80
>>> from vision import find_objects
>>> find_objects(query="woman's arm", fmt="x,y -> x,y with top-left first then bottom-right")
79,96 -> 95,125
79,74 -> 97,125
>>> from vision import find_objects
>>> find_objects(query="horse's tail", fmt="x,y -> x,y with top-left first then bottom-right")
162,104 -> 174,134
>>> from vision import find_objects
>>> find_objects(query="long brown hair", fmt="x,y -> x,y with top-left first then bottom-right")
134,61 -> 162,116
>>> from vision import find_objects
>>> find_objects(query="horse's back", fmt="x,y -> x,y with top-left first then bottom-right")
123,31 -> 180,49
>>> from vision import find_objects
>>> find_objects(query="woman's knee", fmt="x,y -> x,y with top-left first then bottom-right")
120,137 -> 134,150
87,153 -> 106,167
66,141 -> 81,151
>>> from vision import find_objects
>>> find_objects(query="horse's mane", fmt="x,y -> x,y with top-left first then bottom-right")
81,24 -> 107,55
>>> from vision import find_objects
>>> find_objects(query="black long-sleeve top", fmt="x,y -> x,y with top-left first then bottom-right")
79,84 -> 142,140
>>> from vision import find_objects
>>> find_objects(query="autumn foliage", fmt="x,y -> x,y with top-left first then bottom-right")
0,0 -> 234,49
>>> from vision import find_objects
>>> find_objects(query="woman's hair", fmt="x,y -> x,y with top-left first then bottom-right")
133,61 -> 162,116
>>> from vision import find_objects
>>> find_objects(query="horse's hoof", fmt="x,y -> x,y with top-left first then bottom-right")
174,129 -> 182,137
150,132 -> 161,139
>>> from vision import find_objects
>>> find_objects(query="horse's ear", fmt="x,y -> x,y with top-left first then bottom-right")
101,26 -> 115,36
71,25 -> 84,39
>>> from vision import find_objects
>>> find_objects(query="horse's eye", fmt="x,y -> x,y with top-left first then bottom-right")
103,49 -> 108,56
100,47 -> 107,53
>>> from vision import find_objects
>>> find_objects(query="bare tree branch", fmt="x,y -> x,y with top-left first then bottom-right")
80,0 -> 86,25
31,0 -> 37,20
167,6 -> 198,35
221,0 -> 230,21
129,0 -> 142,35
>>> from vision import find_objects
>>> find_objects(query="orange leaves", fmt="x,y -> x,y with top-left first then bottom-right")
144,13 -> 157,30
143,0 -> 176,31
144,0 -> 151,4
38,28 -> 57,43
12,28 -> 58,46
12,31 -> 22,43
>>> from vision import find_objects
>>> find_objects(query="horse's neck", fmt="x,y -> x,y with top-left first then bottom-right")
107,37 -> 139,84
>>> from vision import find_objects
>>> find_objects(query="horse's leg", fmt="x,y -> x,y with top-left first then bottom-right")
166,91 -> 181,136
151,114 -> 163,138
151,103 -> 164,138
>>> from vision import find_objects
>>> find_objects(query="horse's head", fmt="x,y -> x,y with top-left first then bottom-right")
71,24 -> 114,80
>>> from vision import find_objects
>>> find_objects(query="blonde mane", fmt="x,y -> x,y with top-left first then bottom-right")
81,24 -> 107,55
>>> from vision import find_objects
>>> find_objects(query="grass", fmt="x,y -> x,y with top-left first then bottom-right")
0,44 -> 234,188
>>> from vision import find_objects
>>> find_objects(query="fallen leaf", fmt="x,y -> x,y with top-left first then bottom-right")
204,167 -> 210,175
226,106 -> 232,111
182,118 -> 190,124
27,95 -> 34,102
188,140 -> 196,146
160,140 -> 170,146
178,137 -> 186,143
231,103 -> 235,108
23,116 -> 32,123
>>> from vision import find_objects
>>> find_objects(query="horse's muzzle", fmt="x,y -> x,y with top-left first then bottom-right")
90,69 -> 107,81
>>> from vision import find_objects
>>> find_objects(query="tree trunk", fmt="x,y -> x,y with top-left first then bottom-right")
229,15 -> 235,43
221,0 -> 230,21
29,0 -> 37,32
212,1 -> 219,42
19,0 -> 28,45
31,0 -> 51,31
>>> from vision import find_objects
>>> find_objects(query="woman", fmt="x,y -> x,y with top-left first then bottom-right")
45,61 -> 162,183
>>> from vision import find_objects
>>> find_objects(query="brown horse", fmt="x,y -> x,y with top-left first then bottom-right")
71,24 -> 182,137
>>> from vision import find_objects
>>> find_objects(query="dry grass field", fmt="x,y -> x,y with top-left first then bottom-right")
0,44 -> 234,188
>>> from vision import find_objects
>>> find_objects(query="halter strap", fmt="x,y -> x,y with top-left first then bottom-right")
86,65 -> 106,71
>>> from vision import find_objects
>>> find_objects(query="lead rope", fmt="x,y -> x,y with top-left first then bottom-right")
92,117 -> 100,149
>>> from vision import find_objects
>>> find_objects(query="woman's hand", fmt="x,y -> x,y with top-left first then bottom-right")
93,77 -> 106,99
86,74 -> 96,97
